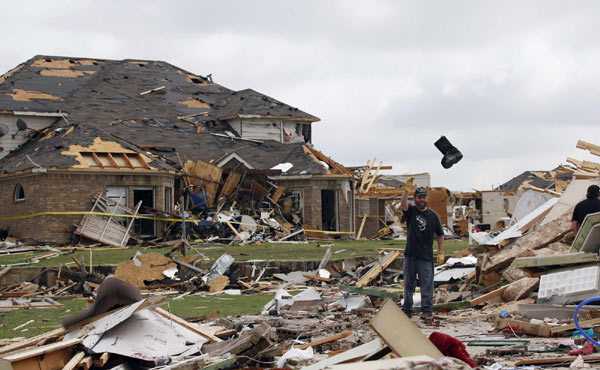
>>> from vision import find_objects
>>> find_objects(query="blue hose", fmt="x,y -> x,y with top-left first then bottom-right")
574,296 -> 600,347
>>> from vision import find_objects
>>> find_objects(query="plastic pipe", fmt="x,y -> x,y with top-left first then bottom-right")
574,296 -> 600,347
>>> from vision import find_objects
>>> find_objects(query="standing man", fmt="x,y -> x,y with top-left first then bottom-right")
572,185 -> 600,234
401,183 -> 444,320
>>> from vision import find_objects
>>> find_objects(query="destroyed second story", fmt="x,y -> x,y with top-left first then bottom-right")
0,56 -> 329,176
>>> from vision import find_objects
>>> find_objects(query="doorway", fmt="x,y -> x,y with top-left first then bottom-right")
134,187 -> 155,236
321,189 -> 338,231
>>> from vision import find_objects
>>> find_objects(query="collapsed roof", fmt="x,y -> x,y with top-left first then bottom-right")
0,55 -> 338,176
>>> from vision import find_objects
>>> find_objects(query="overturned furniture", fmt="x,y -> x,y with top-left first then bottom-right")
75,192 -> 141,247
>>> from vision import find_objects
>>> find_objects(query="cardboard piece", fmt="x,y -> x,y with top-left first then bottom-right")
369,299 -> 443,359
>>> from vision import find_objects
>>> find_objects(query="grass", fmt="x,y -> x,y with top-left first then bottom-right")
0,239 -> 469,339
0,239 -> 469,267
0,293 -> 275,339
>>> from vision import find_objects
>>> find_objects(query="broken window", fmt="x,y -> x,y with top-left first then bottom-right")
134,187 -> 155,236
81,152 -> 150,169
165,187 -> 173,214
13,183 -> 25,201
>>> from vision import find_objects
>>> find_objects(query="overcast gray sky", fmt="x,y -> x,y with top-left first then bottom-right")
2,1 -> 600,191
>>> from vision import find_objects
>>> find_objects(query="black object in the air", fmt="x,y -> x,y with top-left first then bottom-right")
434,136 -> 463,169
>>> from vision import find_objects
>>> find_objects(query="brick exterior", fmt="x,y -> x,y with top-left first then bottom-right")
0,170 -> 176,244
274,177 -> 355,238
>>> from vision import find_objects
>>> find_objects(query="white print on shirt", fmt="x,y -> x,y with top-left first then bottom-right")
416,215 -> 426,231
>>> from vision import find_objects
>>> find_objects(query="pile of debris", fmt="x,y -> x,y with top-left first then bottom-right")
0,274 -> 478,370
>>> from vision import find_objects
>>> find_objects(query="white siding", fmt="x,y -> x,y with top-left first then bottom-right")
240,119 -> 282,142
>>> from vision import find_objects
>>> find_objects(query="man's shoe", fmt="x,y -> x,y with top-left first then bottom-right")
420,312 -> 433,320
402,310 -> 412,318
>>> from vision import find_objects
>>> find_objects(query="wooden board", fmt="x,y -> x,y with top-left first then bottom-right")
219,172 -> 241,200
153,307 -> 222,343
470,285 -> 509,307
515,354 -> 600,366
493,318 -> 552,337
302,339 -> 382,370
295,331 -> 352,350
356,250 -> 401,288
185,159 -> 223,206
369,299 -> 443,359
550,317 -> 600,335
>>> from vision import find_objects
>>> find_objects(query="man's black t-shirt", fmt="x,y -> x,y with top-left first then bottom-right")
572,198 -> 600,225
404,205 -> 444,261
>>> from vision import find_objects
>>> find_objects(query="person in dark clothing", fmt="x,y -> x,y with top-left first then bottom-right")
401,183 -> 444,319
572,185 -> 600,234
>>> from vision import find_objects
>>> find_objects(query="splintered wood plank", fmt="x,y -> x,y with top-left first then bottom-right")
577,140 -> 600,157
515,354 -> 600,366
356,215 -> 367,239
550,318 -> 600,335
153,307 -> 222,343
62,351 -> 85,370
302,339 -> 382,370
94,353 -> 110,367
370,299 -> 443,359
356,250 -> 401,288
493,318 -> 552,337
1,338 -> 82,363
294,331 -> 352,350
470,285 -> 509,307
0,327 -> 70,356
78,355 -> 93,370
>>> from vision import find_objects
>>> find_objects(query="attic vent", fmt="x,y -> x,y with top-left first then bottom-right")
190,77 -> 203,84
81,152 -> 150,169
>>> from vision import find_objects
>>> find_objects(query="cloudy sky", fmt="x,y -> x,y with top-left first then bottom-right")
2,1 -> 600,190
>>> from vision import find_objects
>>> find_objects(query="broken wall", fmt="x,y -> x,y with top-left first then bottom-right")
481,190 -> 519,227
0,171 -> 175,243
0,113 -> 57,160
227,118 -> 311,144
274,177 -> 354,237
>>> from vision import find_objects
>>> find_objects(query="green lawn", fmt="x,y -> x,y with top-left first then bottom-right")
0,293 -> 275,339
0,239 -> 469,339
0,239 -> 468,267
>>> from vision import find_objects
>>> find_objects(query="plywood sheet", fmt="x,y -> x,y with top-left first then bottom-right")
369,299 -> 443,359
114,253 -> 176,287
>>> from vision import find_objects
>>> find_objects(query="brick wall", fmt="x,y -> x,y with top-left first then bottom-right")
275,177 -> 355,238
0,170 -> 175,244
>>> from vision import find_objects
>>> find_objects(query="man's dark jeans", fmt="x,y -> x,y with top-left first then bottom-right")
402,255 -> 434,315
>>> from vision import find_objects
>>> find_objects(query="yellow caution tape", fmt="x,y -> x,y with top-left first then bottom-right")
0,211 -> 354,235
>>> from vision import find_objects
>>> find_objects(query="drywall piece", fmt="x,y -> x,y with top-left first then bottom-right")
87,309 -> 208,361
370,299 -> 443,359
475,197 -> 558,246
542,179 -> 600,225
510,190 -> 555,226
515,252 -> 597,269
301,339 -> 382,370
571,212 -> 600,253
518,303 -> 598,321
538,266 -> 600,299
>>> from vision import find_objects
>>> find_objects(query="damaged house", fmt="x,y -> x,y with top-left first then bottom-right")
0,56 -> 355,244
